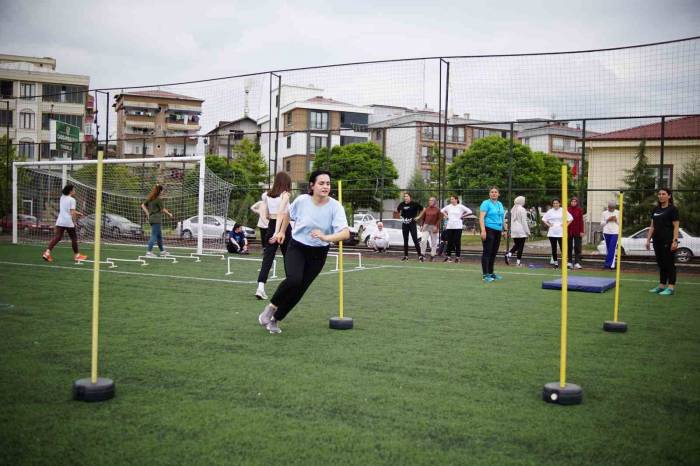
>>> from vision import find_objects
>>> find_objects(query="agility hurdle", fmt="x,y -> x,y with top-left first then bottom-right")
328,251 -> 364,271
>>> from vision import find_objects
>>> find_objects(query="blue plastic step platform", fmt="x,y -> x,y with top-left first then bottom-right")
542,276 -> 616,293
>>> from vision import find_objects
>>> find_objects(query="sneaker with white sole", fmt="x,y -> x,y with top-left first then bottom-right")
258,304 -> 275,327
160,251 -> 170,257
266,319 -> 282,334
574,263 -> 583,269
567,262 -> 573,269
145,251 -> 157,257
255,288 -> 268,300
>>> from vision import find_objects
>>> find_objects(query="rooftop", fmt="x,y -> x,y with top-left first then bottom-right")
588,116 -> 700,140
115,90 -> 204,102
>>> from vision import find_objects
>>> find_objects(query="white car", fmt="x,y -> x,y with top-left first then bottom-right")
177,215 -> 255,240
359,219 -> 407,248
349,212 -> 377,236
596,227 -> 698,263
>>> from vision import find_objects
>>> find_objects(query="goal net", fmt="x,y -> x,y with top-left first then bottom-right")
12,156 -> 234,253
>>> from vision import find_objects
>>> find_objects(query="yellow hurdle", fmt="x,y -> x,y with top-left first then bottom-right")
338,180 -> 344,319
91,150 -> 105,384
559,165 -> 569,388
613,192 -> 624,322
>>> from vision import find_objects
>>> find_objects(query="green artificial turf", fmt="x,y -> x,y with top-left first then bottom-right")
0,243 -> 698,466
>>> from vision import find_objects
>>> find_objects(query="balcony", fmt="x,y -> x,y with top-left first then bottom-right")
166,121 -> 200,131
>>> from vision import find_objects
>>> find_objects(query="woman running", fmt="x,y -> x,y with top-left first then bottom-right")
42,184 -> 88,262
441,195 -> 472,263
141,184 -> 174,257
255,172 -> 293,300
396,192 -> 424,262
542,198 -> 573,269
646,188 -> 680,296
257,170 -> 349,334
505,195 -> 530,267
479,187 -> 506,282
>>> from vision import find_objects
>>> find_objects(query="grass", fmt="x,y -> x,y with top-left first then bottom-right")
0,242 -> 699,466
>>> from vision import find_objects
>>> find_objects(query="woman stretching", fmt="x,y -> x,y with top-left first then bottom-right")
42,184 -> 88,262
479,187 -> 506,282
255,172 -> 293,300
258,170 -> 349,334
646,188 -> 680,296
141,184 -> 174,257
505,196 -> 530,267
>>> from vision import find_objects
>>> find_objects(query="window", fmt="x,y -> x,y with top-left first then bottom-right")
522,137 -> 530,145
232,130 -> 244,140
286,136 -> 291,149
0,110 -> 13,127
0,80 -> 13,98
453,127 -> 465,142
340,136 -> 365,146
43,84 -> 86,104
275,94 -> 280,108
374,130 -> 382,141
309,111 -> 328,130
42,113 -> 82,130
649,165 -> 673,189
20,111 -> 35,129
340,112 -> 368,129
421,146 -> 430,162
274,117 -> 278,130
18,140 -> 34,158
422,169 -> 431,181
423,126 -> 435,140
20,83 -> 35,100
309,136 -> 326,154
286,160 -> 291,172
286,112 -> 292,126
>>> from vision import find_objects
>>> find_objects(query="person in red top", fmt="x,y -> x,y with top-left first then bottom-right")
416,196 -> 442,261
567,197 -> 585,269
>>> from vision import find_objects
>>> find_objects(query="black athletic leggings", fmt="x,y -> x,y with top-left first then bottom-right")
567,235 -> 582,264
653,239 -> 677,285
257,219 -> 291,284
402,221 -> 421,257
271,239 -> 329,321
48,226 -> 78,253
549,237 -> 563,262
509,237 -> 526,260
481,227 -> 502,275
445,228 -> 462,257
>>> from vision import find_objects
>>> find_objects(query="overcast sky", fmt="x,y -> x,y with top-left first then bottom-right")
1,0 -> 699,134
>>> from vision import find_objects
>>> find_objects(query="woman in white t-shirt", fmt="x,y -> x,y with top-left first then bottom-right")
542,198 -> 573,269
440,195 -> 472,263
42,184 -> 88,263
600,200 -> 620,269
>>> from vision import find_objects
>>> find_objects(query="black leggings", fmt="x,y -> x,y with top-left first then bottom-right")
257,219 -> 291,284
445,229 -> 462,257
567,235 -> 582,264
271,239 -> 329,321
653,240 -> 677,286
402,221 -> 421,257
48,226 -> 78,253
509,237 -> 526,260
481,227 -> 502,275
549,237 -> 563,262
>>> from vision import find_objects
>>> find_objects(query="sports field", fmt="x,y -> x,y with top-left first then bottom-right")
1,242 -> 698,466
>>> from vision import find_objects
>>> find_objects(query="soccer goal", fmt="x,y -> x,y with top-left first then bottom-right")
12,156 -> 234,254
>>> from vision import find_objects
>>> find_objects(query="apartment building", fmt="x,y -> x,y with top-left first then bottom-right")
205,117 -> 259,157
517,121 -> 589,176
0,54 -> 90,160
113,90 -> 203,158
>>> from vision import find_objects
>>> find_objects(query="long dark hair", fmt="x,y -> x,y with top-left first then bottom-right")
657,187 -> 674,206
308,170 -> 331,195
146,184 -> 163,202
268,172 -> 292,198
62,184 -> 74,196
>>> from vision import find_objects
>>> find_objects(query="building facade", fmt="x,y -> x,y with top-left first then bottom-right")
205,117 -> 259,158
517,121 -> 588,176
113,90 -> 203,158
0,54 -> 90,160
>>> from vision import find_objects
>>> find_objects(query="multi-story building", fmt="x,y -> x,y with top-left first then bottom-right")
205,117 -> 259,158
517,121 -> 589,175
259,85 -> 372,183
0,54 -> 89,160
113,90 -> 203,158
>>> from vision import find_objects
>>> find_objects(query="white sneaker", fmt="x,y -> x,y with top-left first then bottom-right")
567,262 -> 573,269
574,263 -> 583,269
258,304 -> 274,327
160,251 -> 170,257
266,319 -> 282,334
145,251 -> 157,257
255,288 -> 268,300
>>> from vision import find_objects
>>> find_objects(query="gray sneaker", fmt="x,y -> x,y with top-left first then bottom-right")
255,288 -> 268,300
266,319 -> 282,334
258,304 -> 274,327
160,250 -> 170,257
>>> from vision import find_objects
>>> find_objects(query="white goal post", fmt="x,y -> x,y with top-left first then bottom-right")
12,155 -> 233,255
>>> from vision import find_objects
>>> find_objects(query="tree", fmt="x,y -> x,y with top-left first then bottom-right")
0,135 -> 19,216
406,170 -> 437,207
676,155 -> 700,235
532,151 -> 575,206
622,140 -> 656,233
312,142 -> 400,211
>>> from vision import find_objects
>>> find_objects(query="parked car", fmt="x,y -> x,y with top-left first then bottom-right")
350,213 -> 376,236
359,219 -> 406,248
77,213 -> 144,238
596,227 -> 698,263
177,215 -> 255,240
0,214 -> 53,233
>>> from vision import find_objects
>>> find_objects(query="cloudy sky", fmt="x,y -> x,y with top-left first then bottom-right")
1,0 -> 699,133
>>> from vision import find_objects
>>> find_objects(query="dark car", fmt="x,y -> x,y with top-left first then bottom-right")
77,213 -> 144,238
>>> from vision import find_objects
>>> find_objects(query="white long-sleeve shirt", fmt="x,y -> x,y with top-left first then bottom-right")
600,209 -> 620,235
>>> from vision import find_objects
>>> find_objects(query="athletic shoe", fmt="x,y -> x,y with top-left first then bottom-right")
490,273 -> 503,280
443,257 -> 452,263
160,251 -> 170,257
516,262 -> 523,267
401,256 -> 408,261
419,255 -> 425,262
567,262 -> 573,269
505,252 -> 511,265
454,258 -> 460,263
266,319 -> 282,334
255,288 -> 268,300
658,288 -> 675,296
482,274 -> 495,283
74,254 -> 88,261
649,287 -> 664,293
258,304 -> 274,327
574,263 -> 583,269
145,251 -> 157,257
429,256 -> 434,262
42,250 -> 53,262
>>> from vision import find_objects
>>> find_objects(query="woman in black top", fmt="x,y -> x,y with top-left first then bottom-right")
645,188 -> 680,296
396,192 -> 424,262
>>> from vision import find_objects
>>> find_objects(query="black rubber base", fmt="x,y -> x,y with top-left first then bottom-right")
542,382 -> 583,405
603,320 -> 628,333
329,316 -> 354,330
73,377 -> 115,402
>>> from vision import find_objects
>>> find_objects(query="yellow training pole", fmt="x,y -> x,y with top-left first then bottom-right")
613,192 -> 624,322
338,180 -> 344,320
91,150 -> 105,384
559,164 -> 569,388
